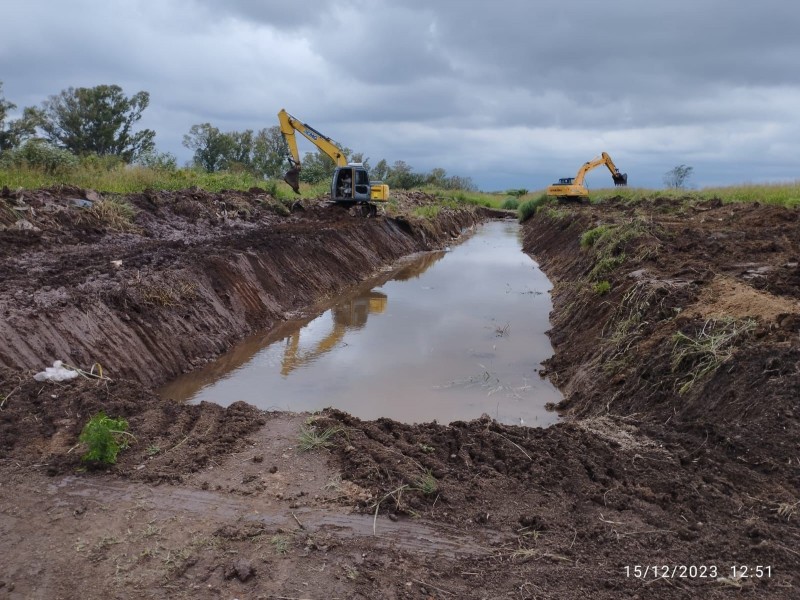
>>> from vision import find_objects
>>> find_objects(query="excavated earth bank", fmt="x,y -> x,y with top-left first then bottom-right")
1,189 -> 799,599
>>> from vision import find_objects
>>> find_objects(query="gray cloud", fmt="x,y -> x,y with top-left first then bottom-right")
1,0 -> 798,190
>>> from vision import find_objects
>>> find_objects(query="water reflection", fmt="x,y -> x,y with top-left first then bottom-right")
161,251 -> 445,401
161,222 -> 562,426
280,290 -> 388,376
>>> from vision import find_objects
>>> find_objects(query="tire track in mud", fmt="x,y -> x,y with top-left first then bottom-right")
49,475 -> 498,558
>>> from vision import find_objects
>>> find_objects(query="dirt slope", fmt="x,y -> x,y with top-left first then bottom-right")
1,190 -> 799,599
0,187 -> 478,386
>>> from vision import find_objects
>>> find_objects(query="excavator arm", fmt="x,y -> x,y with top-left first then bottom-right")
278,109 -> 348,193
547,152 -> 627,200
574,152 -> 627,187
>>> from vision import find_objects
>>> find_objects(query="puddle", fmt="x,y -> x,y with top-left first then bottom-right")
161,221 -> 562,426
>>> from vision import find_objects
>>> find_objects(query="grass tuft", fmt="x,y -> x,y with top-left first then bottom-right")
297,425 -> 342,451
89,199 -> 138,231
415,470 -> 438,495
671,318 -> 756,395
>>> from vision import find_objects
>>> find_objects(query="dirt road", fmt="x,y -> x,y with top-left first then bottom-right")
1,188 -> 798,599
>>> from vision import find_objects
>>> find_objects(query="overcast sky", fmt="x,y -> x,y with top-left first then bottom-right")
2,0 -> 798,191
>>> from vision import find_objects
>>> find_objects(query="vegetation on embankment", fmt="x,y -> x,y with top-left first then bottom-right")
0,162 -> 515,212
587,182 -> 800,207
516,182 -> 800,222
0,162 -> 294,196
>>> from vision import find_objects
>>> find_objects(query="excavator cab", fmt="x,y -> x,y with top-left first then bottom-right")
331,165 -> 372,202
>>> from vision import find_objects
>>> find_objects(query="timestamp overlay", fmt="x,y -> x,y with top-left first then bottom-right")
623,565 -> 773,581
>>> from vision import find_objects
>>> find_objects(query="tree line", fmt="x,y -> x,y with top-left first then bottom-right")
0,82 -> 475,191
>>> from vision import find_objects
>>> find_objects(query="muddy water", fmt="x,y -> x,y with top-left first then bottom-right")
161,221 -> 562,426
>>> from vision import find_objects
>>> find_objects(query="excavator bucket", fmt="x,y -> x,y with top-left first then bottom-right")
613,172 -> 628,187
284,167 -> 301,194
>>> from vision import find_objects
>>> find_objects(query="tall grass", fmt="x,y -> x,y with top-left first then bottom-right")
0,164 -> 297,197
4,163 -> 798,210
585,182 -> 800,208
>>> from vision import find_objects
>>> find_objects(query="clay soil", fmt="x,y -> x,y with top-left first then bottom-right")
1,188 -> 798,599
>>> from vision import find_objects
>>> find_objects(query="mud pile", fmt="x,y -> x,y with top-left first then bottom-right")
1,189 -> 798,599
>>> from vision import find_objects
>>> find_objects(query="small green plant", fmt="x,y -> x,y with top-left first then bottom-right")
344,565 -> 359,580
593,280 -> 611,295
79,412 -> 132,464
270,534 -> 290,555
145,445 -> 161,456
580,225 -> 611,248
590,254 -> 626,279
418,443 -> 435,454
415,470 -> 438,495
297,425 -> 342,451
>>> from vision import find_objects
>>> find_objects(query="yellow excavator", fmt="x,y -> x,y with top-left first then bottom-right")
546,152 -> 627,200
278,109 -> 389,215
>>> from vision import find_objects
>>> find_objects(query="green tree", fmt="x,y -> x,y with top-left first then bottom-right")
2,139 -> 79,172
252,126 -> 288,179
135,149 -> 178,171
0,82 -> 37,152
371,158 -> 388,181
0,82 -> 17,151
386,160 -> 425,189
425,167 -> 447,187
226,129 -> 254,171
663,164 -> 694,189
299,151 -> 337,184
443,174 -> 477,191
32,85 -> 155,161
183,123 -> 236,172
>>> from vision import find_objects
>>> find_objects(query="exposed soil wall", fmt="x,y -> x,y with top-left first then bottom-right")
522,198 -> 800,478
0,187 -> 480,387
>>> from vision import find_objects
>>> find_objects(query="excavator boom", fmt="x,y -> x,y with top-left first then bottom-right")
278,108 -> 348,193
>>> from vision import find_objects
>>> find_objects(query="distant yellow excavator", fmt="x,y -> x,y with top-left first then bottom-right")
546,152 -> 627,200
278,109 -> 389,215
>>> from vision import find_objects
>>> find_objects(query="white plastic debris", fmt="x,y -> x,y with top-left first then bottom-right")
33,360 -> 80,382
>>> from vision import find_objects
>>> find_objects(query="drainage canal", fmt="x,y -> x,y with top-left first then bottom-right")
161,220 -> 562,426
